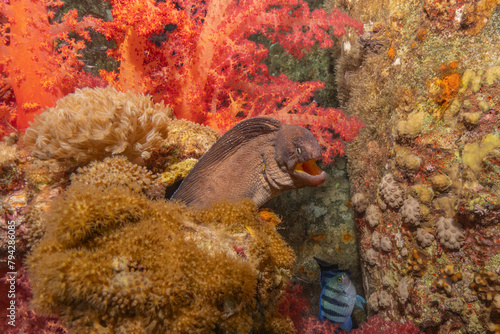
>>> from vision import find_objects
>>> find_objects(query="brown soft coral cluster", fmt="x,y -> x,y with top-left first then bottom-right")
24,87 -> 218,166
26,163 -> 295,333
71,156 -> 166,198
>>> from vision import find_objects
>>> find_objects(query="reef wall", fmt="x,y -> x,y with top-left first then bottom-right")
328,0 -> 500,332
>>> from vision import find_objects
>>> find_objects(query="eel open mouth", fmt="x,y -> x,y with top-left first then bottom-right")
293,159 -> 327,186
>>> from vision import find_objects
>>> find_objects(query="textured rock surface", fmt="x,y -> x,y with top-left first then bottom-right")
329,0 -> 500,332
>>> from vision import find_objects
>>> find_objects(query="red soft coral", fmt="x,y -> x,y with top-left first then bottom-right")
1,266 -> 67,333
100,0 -> 364,163
278,283 -> 340,333
350,315 -> 423,334
300,317 -> 340,334
279,283 -> 311,329
0,0 -> 97,129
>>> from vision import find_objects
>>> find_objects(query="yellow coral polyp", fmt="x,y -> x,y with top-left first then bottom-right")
463,133 -> 500,173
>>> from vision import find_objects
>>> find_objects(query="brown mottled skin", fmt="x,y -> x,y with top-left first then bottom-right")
171,117 -> 327,208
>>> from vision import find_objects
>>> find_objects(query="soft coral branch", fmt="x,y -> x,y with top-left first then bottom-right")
0,0 -> 98,129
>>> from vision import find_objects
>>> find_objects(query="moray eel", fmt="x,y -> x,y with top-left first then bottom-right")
171,117 -> 327,208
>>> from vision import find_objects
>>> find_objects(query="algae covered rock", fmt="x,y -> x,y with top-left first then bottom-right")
430,174 -> 452,192
330,0 -> 500,332
395,145 -> 421,172
26,161 -> 295,334
462,112 -> 482,127
463,133 -> 500,173
409,184 -> 434,204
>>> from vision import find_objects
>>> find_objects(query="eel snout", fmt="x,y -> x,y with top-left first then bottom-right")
293,159 -> 327,186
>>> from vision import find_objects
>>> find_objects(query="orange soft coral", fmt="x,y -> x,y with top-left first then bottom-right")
99,0 -> 364,162
0,0 -> 97,129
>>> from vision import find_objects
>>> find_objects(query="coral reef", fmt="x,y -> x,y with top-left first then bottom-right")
3,0 -> 500,333
395,145 -> 422,172
24,87 -> 218,166
264,157 -> 366,329
431,264 -> 463,296
351,192 -> 368,213
380,236 -> 392,253
397,277 -> 412,304
70,156 -> 166,199
365,205 -> 381,227
98,0 -> 364,162
430,174 -> 452,193
365,249 -> 379,266
0,141 -> 18,168
423,0 -> 499,35
400,197 -> 421,226
379,174 -> 404,209
159,159 -> 199,187
415,228 -> 435,248
26,163 -> 296,333
0,0 -> 98,129
333,0 -> 500,332
350,315 -> 422,334
396,111 -> 426,139
0,140 -> 25,196
0,267 -> 67,333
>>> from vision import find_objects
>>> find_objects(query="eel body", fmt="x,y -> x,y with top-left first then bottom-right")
171,117 -> 327,208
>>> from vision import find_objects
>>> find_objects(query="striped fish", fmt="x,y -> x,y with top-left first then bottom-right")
314,257 -> 366,332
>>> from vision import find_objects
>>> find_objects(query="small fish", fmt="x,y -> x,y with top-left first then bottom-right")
171,117 -> 327,208
314,257 -> 366,332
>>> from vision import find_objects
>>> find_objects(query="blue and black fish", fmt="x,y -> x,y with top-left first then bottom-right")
314,257 -> 366,332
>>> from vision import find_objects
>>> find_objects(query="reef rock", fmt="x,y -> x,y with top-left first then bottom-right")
335,0 -> 500,332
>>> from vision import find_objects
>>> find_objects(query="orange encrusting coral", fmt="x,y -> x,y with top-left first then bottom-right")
0,0 -> 96,129
388,47 -> 395,59
436,73 -> 460,105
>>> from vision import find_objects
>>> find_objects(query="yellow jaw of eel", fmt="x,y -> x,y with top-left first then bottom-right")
293,159 -> 327,186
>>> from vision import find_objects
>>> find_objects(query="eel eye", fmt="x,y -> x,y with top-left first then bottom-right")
337,277 -> 343,283
296,147 -> 301,155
